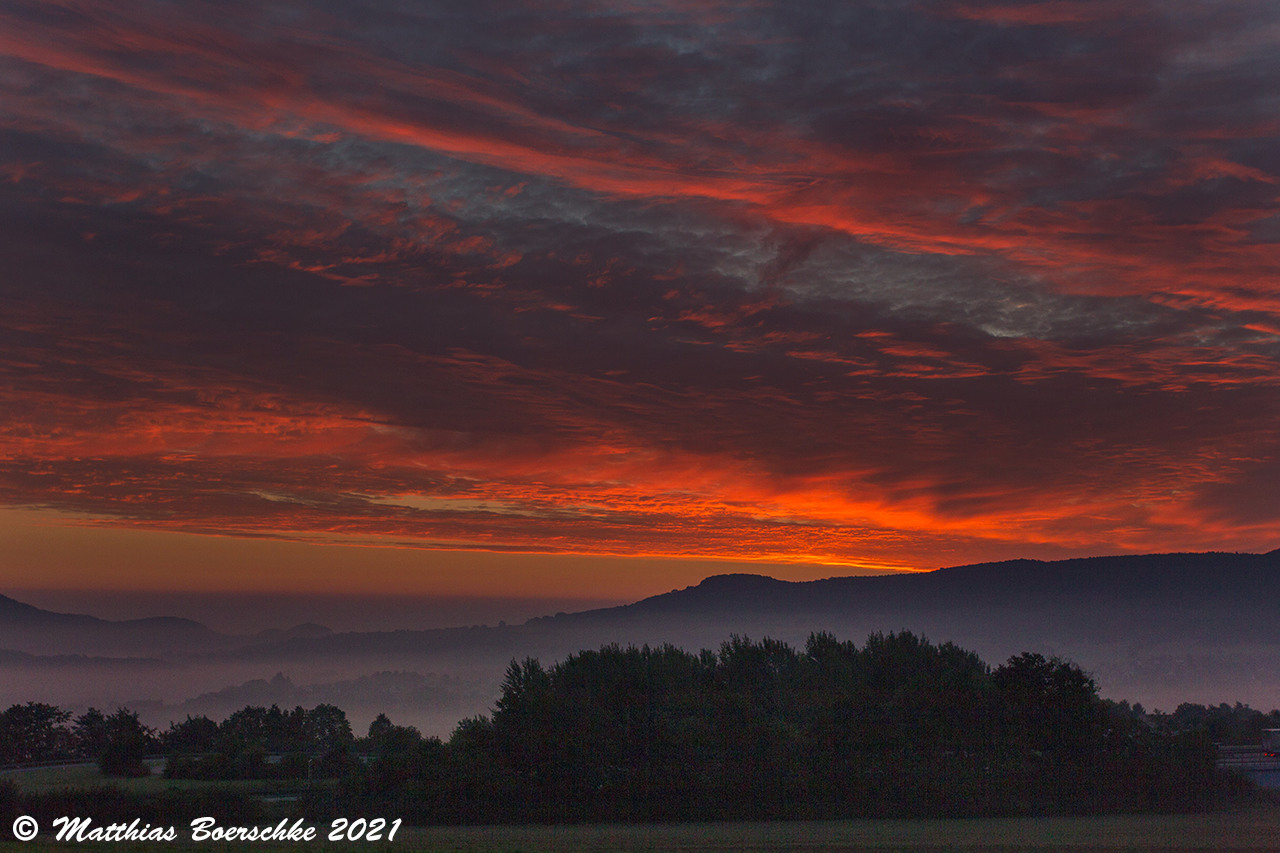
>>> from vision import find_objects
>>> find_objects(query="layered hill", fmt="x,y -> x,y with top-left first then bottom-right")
0,593 -> 331,657
3,550 -> 1279,732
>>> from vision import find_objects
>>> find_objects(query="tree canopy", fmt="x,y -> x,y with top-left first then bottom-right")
0,632 -> 1258,822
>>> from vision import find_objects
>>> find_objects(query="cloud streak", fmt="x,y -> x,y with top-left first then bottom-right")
1,0 -> 1277,580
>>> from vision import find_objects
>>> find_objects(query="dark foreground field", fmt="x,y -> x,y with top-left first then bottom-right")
9,760 -> 1280,852
10,804 -> 1280,852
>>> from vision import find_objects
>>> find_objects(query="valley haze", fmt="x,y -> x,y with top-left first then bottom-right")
4,550 -> 1278,737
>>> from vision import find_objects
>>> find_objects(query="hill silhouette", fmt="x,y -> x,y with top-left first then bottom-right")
3,550 -> 1279,732
0,593 -> 331,657
574,551 -> 1280,644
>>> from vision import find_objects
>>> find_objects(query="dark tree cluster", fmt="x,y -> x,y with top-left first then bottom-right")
163,703 -> 355,780
0,704 -> 156,777
1150,703 -> 1280,746
1,634 -> 1259,824
334,633 -> 1241,822
0,701 -> 355,781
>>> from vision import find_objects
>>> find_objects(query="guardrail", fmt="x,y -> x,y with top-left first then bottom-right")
1216,746 -> 1280,771
0,755 -> 169,773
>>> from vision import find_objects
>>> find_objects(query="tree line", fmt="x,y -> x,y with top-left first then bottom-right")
338,632 -> 1244,821
0,701 -> 356,779
1,632 -> 1267,822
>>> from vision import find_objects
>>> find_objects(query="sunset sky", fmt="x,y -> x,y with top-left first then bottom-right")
1,0 -> 1278,600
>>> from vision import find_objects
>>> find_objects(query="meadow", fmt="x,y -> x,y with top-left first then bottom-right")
2,761 -> 314,796
7,765 -> 1280,852
8,807 -> 1280,852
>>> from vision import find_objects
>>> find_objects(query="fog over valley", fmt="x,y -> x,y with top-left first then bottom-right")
3,551 -> 1278,737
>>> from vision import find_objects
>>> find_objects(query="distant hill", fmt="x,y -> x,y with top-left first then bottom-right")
0,593 -> 229,656
206,551 -> 1280,707
5,551 -> 1280,731
569,550 -> 1280,644
0,594 -> 331,657
164,670 -> 491,736
249,622 -> 334,644
602,550 -> 1280,613
217,550 -> 1280,659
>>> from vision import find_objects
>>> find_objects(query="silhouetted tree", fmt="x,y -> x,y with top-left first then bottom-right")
162,715 -> 219,754
0,703 -> 72,764
72,708 -> 110,760
98,709 -> 155,778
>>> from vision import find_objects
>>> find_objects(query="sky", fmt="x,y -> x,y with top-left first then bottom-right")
1,0 -> 1278,600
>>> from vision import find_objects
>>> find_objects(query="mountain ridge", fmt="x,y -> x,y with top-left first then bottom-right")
6,550 -> 1280,731
570,551 -> 1280,621
6,551 -> 1278,656
0,593 -> 333,657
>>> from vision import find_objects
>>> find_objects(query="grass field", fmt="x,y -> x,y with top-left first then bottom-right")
2,762 -> 318,796
9,765 -> 1280,851
395,806 -> 1280,852
8,805 -> 1280,851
